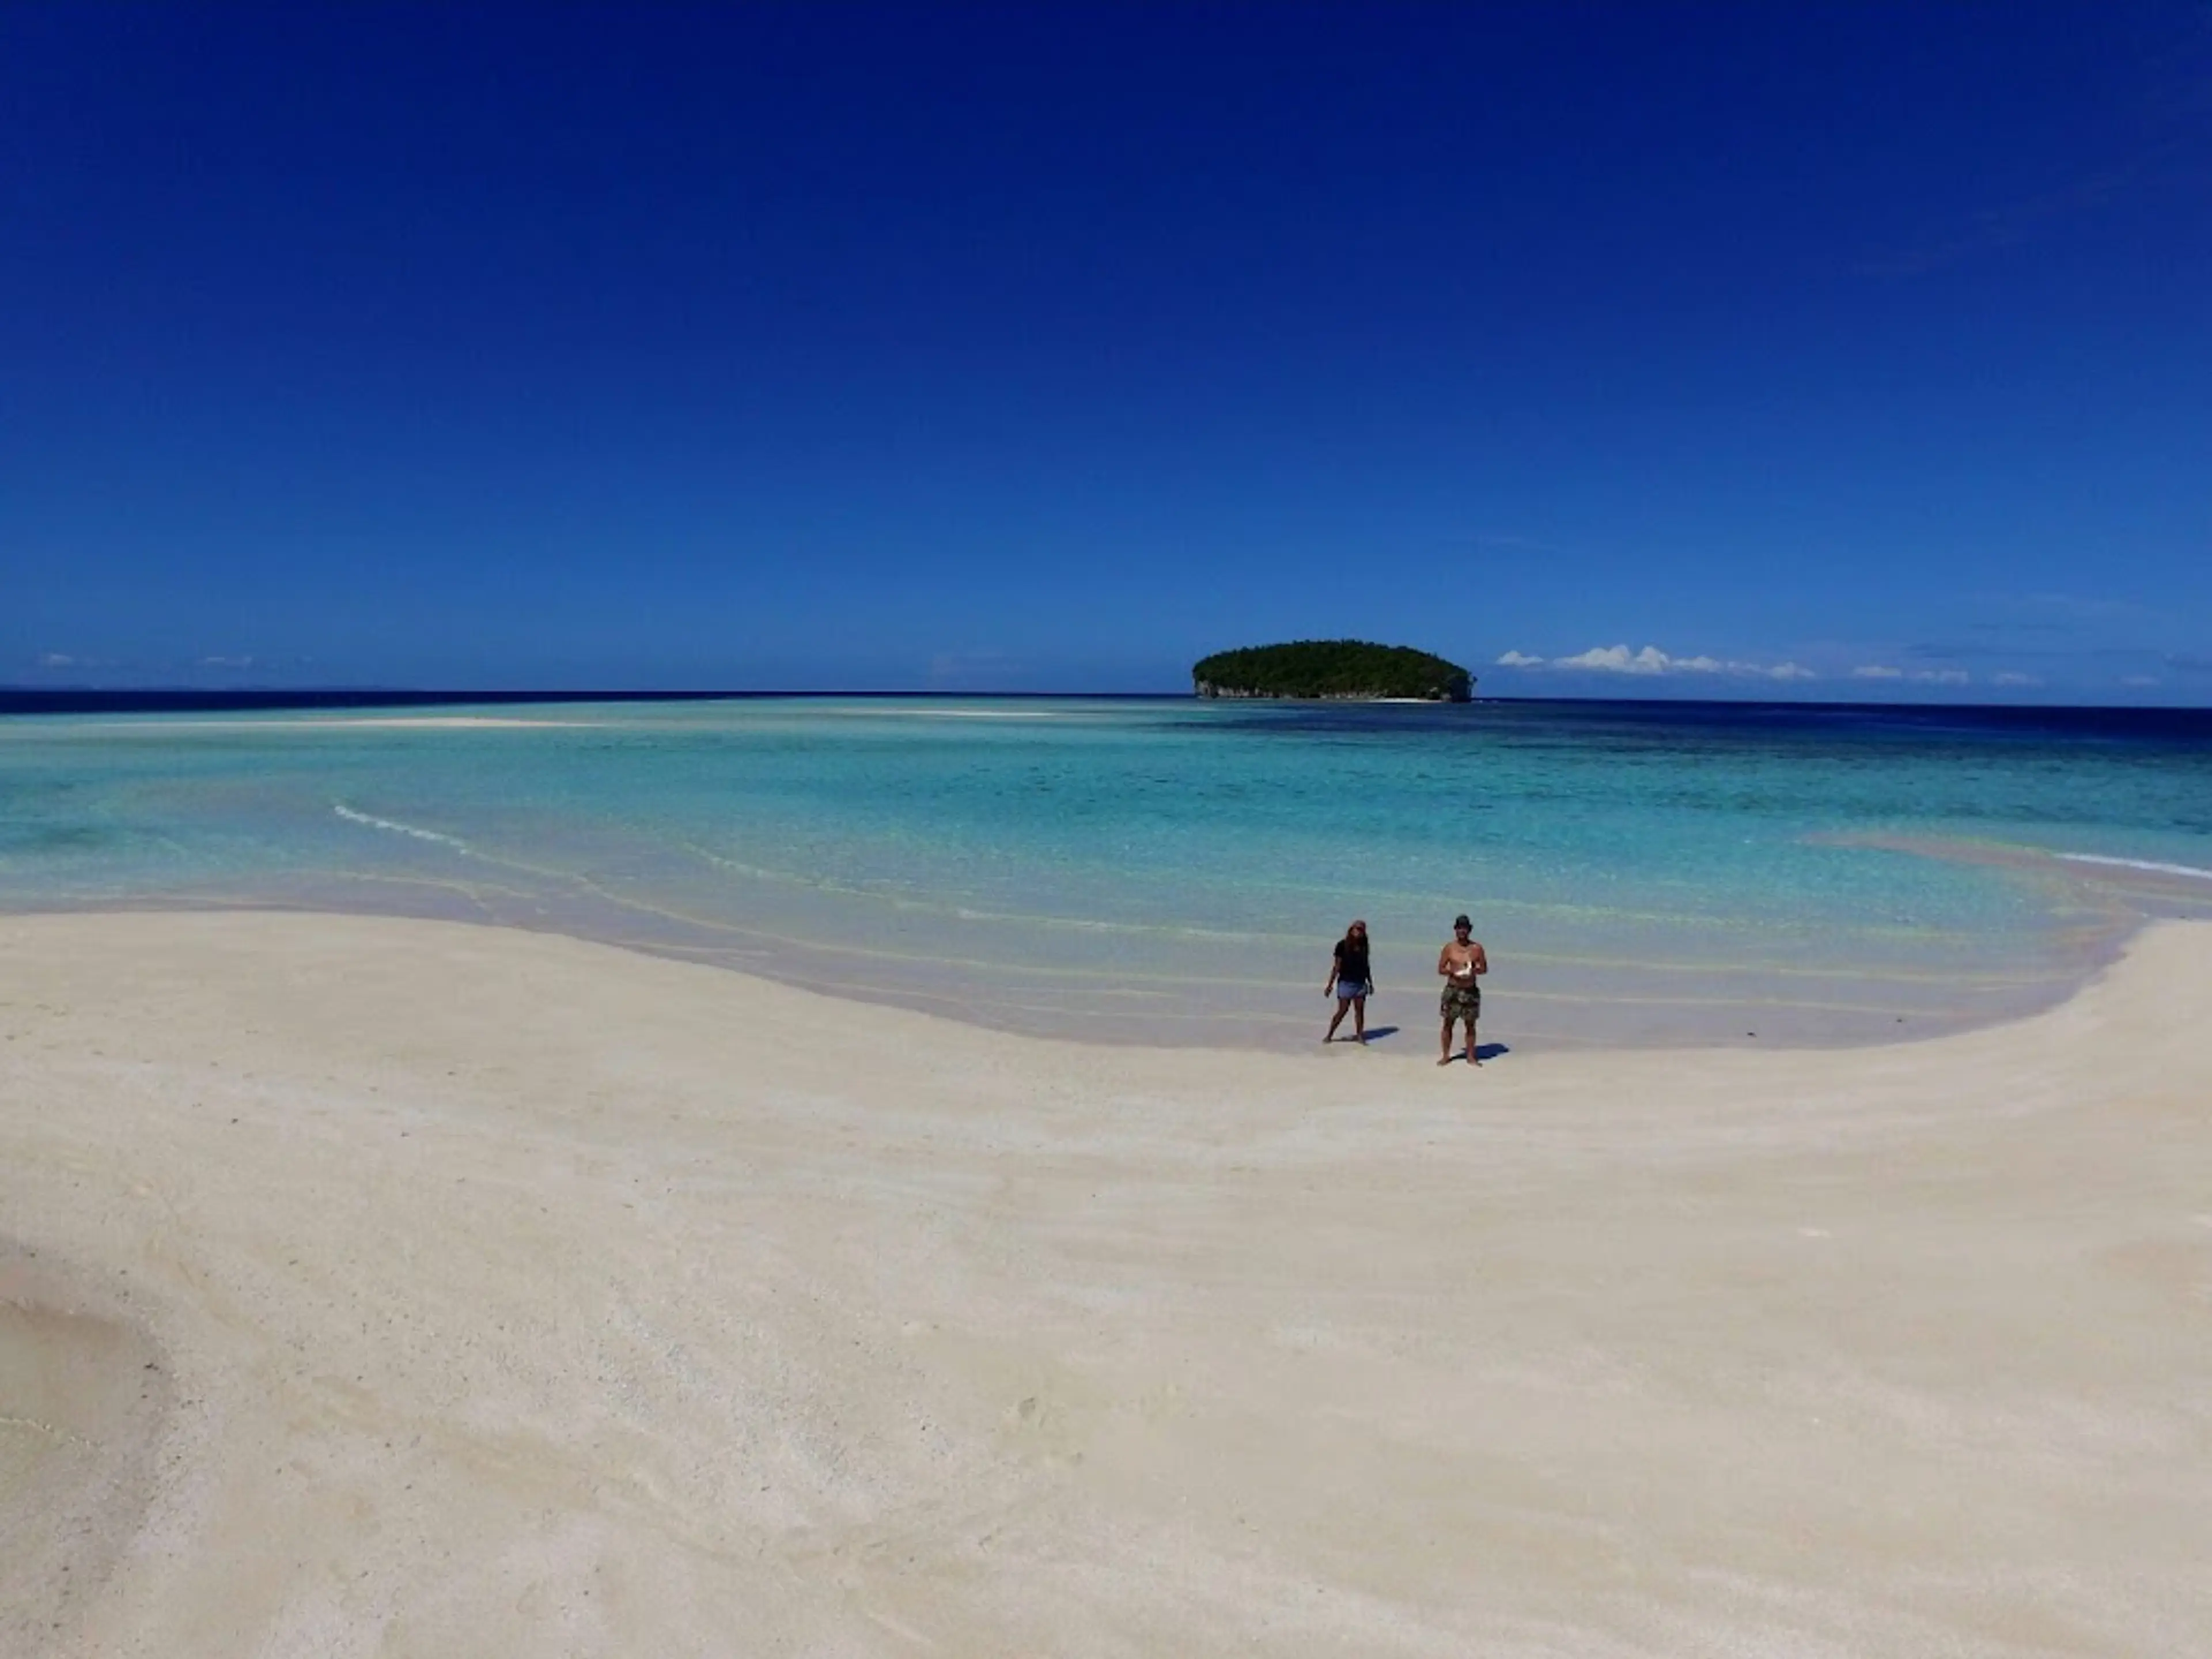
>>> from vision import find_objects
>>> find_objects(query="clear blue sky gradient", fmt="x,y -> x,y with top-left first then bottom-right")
5,4 -> 2208,699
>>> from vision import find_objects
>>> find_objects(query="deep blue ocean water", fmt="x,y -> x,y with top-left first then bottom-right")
3,695 -> 2208,1048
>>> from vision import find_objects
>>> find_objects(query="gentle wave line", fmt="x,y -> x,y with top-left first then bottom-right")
2057,853 -> 2212,882
332,804 -> 471,853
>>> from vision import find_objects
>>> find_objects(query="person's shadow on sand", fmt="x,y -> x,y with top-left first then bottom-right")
1440,1041 -> 1513,1065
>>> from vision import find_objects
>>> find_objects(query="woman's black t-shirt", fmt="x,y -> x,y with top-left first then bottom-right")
1333,937 -> 1370,986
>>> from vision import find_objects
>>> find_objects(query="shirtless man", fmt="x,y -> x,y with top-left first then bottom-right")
1436,913 -> 1488,1066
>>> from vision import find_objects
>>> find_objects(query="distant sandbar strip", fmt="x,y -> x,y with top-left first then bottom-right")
62,717 -> 608,732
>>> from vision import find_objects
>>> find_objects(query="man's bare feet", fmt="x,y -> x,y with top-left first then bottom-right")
1436,1055 -> 1452,1066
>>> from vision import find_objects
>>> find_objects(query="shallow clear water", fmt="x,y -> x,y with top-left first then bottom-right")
3,696 -> 2209,1048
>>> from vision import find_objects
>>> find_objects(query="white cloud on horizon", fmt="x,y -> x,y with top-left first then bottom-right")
1494,650 -> 1546,667
1853,662 -> 1971,685
38,652 -> 75,668
199,655 -> 256,669
1990,671 -> 2040,687
1535,643 -> 1819,682
1554,645 -> 1675,675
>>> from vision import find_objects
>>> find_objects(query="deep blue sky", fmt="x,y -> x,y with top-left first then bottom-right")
5,4 -> 2207,699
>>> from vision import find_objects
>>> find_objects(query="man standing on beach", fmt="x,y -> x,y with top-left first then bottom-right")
1437,913 -> 1487,1066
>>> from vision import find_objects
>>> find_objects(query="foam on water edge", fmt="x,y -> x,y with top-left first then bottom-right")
332,803 -> 474,853
2057,853 -> 2212,882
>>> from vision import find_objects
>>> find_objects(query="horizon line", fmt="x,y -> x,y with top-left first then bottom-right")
3,687 -> 2206,717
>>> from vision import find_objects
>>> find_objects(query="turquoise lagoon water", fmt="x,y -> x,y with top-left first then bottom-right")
2,696 -> 2209,1048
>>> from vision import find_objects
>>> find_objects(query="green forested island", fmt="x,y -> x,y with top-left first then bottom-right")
1191,640 -> 1474,702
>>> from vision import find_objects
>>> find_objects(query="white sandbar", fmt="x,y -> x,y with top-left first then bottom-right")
63,715 -> 607,732
3,911 -> 2207,1656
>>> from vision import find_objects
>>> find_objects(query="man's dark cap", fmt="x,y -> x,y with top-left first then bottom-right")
1453,914 -> 1471,930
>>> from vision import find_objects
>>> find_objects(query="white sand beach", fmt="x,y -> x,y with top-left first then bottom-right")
3,910 -> 2208,1657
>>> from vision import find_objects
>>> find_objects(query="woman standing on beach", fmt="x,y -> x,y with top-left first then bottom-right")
1324,920 -> 1373,1043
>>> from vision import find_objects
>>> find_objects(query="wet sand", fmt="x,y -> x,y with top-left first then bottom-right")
2,910 -> 2208,1656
